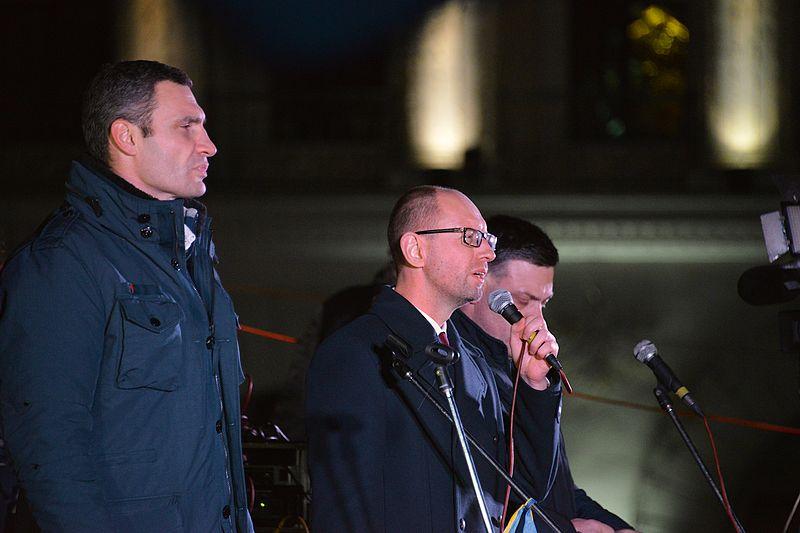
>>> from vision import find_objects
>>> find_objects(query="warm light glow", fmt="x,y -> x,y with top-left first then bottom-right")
708,0 -> 777,168
119,0 -> 200,85
125,0 -> 182,63
408,1 -> 481,169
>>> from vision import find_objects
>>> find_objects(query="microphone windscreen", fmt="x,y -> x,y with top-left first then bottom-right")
488,289 -> 513,314
633,339 -> 657,364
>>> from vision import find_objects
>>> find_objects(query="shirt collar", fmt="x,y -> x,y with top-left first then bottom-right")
184,206 -> 198,251
414,305 -> 447,335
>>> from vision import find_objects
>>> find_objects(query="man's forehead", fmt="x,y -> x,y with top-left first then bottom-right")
490,260 -> 554,293
153,81 -> 205,118
435,190 -> 487,229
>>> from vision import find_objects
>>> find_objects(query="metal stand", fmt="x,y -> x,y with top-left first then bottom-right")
653,386 -> 747,533
392,356 -> 563,533
433,364 -> 494,533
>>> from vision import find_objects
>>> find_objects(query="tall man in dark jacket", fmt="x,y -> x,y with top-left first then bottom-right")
455,215 -> 638,533
0,61 -> 253,532
306,186 -> 561,532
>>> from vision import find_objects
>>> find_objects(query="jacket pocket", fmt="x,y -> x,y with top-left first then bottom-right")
117,296 -> 183,391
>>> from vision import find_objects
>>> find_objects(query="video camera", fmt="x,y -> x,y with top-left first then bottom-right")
738,177 -> 800,353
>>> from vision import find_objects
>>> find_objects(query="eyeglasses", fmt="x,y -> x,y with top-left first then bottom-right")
415,227 -> 497,251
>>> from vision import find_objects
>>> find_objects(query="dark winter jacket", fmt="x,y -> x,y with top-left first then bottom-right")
0,158 -> 252,532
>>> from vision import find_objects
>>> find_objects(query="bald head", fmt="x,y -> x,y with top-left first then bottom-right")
391,186 -> 494,323
387,185 -> 455,268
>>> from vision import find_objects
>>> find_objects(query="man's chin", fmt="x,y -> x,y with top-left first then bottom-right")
458,287 -> 483,307
473,286 -> 484,301
186,183 -> 207,199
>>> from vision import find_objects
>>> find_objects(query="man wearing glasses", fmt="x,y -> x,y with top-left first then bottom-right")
306,185 -> 560,532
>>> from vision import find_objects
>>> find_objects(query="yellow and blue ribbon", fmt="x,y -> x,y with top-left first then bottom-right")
503,498 -> 539,533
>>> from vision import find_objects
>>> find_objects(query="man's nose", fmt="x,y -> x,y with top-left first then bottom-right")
479,240 -> 495,261
198,127 -> 218,157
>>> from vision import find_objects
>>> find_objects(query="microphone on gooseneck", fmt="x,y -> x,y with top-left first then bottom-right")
488,289 -> 562,371
633,339 -> 704,417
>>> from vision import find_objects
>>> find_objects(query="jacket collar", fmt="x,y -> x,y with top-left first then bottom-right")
369,286 -> 467,371
66,156 -> 208,252
77,153 -> 158,200
450,309 -> 507,366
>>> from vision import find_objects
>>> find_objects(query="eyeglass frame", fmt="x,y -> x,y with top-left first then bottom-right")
414,227 -> 497,251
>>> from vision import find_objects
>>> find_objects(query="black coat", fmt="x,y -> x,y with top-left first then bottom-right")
451,310 -> 633,531
306,287 -> 560,532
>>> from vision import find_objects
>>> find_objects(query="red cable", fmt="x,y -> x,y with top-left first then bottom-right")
500,341 -> 529,531
702,416 -> 741,532
558,367 -> 573,395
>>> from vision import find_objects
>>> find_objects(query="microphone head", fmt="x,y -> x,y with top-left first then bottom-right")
488,289 -> 514,314
633,339 -> 657,364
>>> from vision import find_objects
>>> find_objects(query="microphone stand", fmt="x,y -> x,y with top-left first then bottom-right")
392,357 -> 563,533
652,386 -> 746,533
432,357 -> 494,533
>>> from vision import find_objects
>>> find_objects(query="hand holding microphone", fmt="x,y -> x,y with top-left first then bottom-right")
488,289 -> 571,392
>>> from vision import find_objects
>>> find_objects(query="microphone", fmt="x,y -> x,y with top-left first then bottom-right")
633,339 -> 704,417
487,289 -> 562,371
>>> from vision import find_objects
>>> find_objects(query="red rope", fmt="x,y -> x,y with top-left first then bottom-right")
571,391 -> 800,436
238,323 -> 299,344
704,413 -> 800,436
235,323 -> 800,437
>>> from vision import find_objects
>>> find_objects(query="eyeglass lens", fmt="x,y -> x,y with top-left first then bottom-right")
464,228 -> 497,250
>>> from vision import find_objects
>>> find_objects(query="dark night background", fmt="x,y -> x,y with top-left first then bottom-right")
1,1 -> 799,531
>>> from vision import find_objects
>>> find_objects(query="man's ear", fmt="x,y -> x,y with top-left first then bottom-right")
399,232 -> 425,268
109,119 -> 138,157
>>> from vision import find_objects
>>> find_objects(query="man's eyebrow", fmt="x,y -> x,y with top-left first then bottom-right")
526,291 -> 551,302
180,116 -> 206,125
